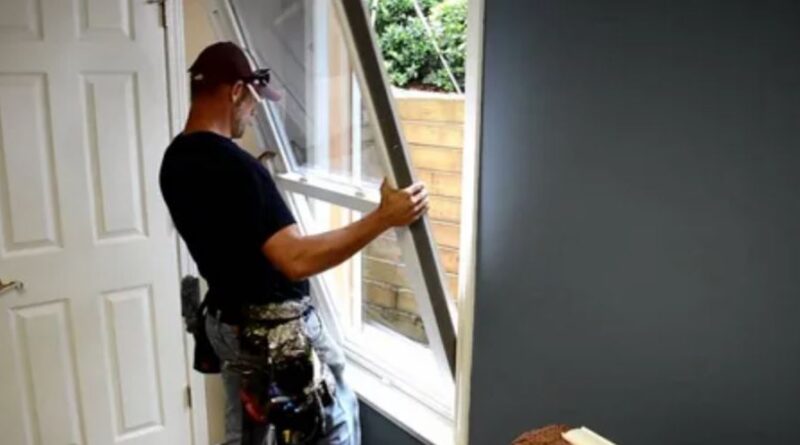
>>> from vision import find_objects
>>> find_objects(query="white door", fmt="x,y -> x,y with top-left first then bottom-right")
0,1 -> 190,444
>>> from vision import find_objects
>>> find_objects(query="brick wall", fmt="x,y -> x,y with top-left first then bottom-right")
363,92 -> 465,343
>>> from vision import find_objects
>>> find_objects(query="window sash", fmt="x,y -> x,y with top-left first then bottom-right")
330,0 -> 457,376
209,0 -> 457,379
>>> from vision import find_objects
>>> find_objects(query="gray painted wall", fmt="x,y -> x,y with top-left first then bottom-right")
469,1 -> 800,444
360,403 -> 423,445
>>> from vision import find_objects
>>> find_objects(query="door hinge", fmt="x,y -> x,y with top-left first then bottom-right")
185,385 -> 192,408
147,0 -> 167,28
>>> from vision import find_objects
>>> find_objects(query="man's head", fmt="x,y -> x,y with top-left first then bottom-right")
188,42 -> 280,139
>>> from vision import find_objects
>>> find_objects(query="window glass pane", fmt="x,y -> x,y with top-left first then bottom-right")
363,230 -> 429,344
231,0 -> 383,187
299,195 -> 430,345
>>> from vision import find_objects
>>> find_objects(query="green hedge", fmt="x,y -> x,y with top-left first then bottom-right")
371,0 -> 466,93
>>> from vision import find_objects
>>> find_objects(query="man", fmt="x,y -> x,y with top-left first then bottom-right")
160,42 -> 428,445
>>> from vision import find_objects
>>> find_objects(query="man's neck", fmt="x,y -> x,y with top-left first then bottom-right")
183,105 -> 232,138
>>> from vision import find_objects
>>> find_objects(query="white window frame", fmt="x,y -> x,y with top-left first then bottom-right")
200,1 -> 486,443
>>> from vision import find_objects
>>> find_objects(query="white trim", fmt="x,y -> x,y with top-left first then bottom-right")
454,0 -> 486,443
274,172 -> 379,213
349,77 -> 364,329
162,1 -> 210,445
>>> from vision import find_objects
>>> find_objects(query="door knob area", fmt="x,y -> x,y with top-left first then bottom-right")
0,279 -> 23,296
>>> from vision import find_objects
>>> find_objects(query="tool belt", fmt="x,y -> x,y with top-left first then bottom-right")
229,297 -> 337,445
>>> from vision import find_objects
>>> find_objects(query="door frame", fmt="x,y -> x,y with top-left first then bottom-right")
162,1 -> 211,444
454,0 -> 485,442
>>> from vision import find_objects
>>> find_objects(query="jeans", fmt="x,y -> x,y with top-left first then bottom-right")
205,307 -> 361,445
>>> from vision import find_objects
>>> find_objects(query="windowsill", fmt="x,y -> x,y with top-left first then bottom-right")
341,323 -> 454,445
345,357 -> 454,445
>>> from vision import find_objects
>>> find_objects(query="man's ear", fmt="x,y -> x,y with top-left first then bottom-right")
230,81 -> 245,103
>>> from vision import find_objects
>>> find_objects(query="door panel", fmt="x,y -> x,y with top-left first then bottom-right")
10,299 -> 85,444
82,72 -> 148,241
0,0 -> 190,444
0,74 -> 62,255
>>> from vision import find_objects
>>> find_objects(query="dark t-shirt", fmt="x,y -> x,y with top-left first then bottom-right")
159,131 -> 308,323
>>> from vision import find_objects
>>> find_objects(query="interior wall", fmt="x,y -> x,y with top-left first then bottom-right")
360,403 -> 425,445
469,1 -> 800,444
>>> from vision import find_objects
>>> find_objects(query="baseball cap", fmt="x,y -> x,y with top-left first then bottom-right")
189,41 -> 281,102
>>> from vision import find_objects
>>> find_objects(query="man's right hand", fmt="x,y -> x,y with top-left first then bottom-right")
376,179 -> 429,228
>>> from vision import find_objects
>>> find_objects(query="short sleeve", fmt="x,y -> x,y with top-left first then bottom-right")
203,150 -> 296,250
249,166 -> 296,245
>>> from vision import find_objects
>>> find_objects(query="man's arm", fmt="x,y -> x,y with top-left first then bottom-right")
262,180 -> 429,281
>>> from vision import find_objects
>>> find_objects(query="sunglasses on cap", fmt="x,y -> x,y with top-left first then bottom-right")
244,68 -> 271,86
242,69 -> 282,102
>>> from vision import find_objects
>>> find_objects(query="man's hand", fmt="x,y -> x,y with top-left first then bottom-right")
376,179 -> 430,228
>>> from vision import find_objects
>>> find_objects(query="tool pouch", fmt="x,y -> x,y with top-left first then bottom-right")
181,276 -> 221,374
232,297 -> 336,444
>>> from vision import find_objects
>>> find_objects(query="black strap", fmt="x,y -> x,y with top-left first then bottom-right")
198,296 -> 210,313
